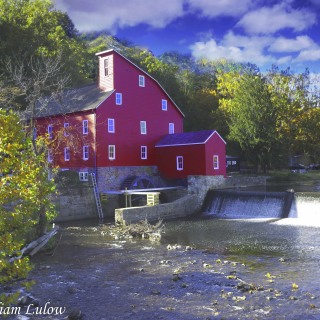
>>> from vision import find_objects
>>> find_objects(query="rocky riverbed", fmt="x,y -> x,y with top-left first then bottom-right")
3,218 -> 320,320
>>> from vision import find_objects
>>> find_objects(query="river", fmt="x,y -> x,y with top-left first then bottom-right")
6,180 -> 320,320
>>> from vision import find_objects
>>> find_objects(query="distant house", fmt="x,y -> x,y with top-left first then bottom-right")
34,49 -> 226,191
155,130 -> 226,179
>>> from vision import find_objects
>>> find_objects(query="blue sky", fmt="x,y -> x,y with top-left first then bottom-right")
53,0 -> 320,73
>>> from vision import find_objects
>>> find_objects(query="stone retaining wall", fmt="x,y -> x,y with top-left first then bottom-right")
115,194 -> 198,225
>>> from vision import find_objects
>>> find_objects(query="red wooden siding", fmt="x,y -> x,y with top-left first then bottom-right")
155,131 -> 226,179
95,51 -> 184,167
35,111 -> 96,169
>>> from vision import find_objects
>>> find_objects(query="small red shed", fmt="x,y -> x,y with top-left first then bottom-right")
155,130 -> 226,179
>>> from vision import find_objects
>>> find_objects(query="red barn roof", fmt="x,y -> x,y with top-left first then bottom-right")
155,130 -> 226,147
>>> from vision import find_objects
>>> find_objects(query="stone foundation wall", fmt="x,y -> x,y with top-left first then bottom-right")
54,187 -> 98,222
97,166 -> 162,191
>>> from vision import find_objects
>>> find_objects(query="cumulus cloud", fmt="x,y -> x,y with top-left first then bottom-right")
190,32 -> 275,65
269,36 -> 317,53
237,3 -> 317,34
295,48 -> 320,62
187,0 -> 254,17
53,0 -> 185,32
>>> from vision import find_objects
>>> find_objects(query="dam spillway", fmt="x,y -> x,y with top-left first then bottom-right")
203,189 -> 293,219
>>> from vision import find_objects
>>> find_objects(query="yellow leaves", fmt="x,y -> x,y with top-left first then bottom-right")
292,283 -> 299,290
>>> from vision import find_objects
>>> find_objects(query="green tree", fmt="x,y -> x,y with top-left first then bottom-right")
0,109 -> 56,304
217,69 -> 279,171
0,0 -> 90,87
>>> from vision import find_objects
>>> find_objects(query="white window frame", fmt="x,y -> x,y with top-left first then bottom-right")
139,75 -> 145,87
140,121 -> 147,135
141,146 -> 147,159
64,147 -> 70,161
177,156 -> 183,171
108,145 -> 115,160
169,123 -> 174,134
213,155 -> 219,170
64,122 -> 69,137
83,120 -> 89,135
79,171 -> 88,182
47,125 -> 53,139
83,145 -> 89,160
116,93 -> 122,105
104,58 -> 109,77
108,118 -> 115,133
48,149 -> 53,163
162,99 -> 168,111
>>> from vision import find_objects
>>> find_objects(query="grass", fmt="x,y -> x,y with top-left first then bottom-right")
266,170 -> 320,183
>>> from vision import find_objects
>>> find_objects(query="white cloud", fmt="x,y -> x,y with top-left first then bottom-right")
295,48 -> 320,62
53,0 -> 185,32
237,3 -> 317,35
187,0 -> 254,17
190,32 -> 275,66
269,36 -> 317,53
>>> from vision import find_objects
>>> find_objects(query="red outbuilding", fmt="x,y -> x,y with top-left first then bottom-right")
155,130 -> 226,179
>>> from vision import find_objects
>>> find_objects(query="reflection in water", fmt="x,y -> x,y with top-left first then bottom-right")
161,217 -> 320,292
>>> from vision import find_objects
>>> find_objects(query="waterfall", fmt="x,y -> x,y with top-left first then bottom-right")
203,190 -> 293,219
288,192 -> 320,220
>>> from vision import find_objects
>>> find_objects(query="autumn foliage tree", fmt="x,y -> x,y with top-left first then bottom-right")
0,110 -> 56,304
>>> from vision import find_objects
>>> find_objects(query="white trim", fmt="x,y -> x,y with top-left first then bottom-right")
140,121 -> 147,135
108,145 -> 115,160
47,124 -> 53,139
176,156 -> 183,171
64,147 -> 70,161
83,145 -> 89,160
64,122 -> 69,137
115,92 -> 122,105
162,99 -> 167,111
213,155 -> 219,170
83,120 -> 89,135
108,118 -> 115,133
48,149 -> 53,163
79,171 -> 88,181
141,146 -> 147,159
169,123 -> 174,134
139,75 -> 145,87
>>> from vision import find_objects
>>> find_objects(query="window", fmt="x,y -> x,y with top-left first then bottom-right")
177,156 -> 183,171
213,155 -> 219,169
116,93 -> 122,105
79,172 -> 88,182
83,120 -> 88,135
139,75 -> 145,87
64,123 -> 69,137
140,121 -> 147,134
104,58 -> 109,76
141,146 -> 147,159
162,99 -> 168,111
108,118 -> 115,133
169,123 -> 174,134
48,149 -> 53,163
64,147 -> 70,161
83,146 -> 89,160
108,145 -> 115,160
47,125 -> 53,139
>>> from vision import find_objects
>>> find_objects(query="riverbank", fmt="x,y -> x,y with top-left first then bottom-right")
8,219 -> 320,320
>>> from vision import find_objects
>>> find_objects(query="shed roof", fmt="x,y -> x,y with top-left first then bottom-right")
155,130 -> 226,147
31,84 -> 113,118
